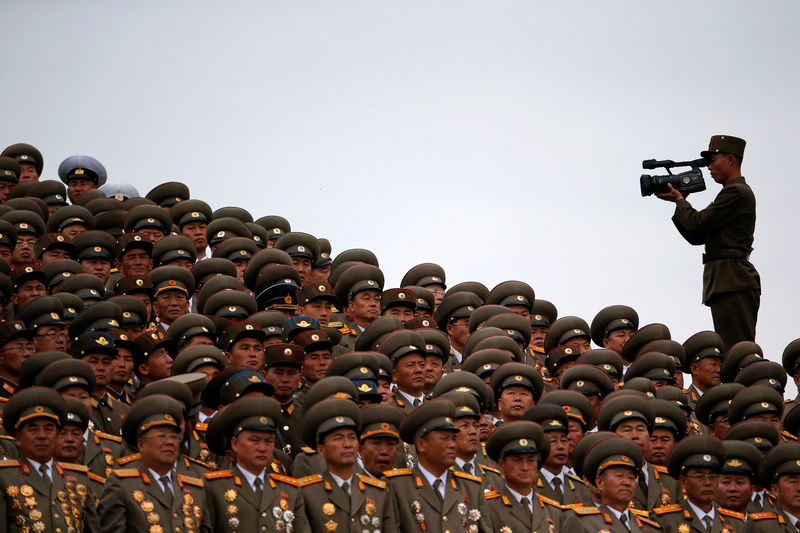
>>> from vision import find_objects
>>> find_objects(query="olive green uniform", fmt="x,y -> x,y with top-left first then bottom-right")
483,485 -> 562,533
563,505 -> 663,533
84,429 -> 123,479
0,458 -> 100,533
299,471 -> 396,533
204,466 -> 309,533
633,463 -> 681,511
652,502 -> 746,533
745,510 -> 799,532
91,391 -> 130,436
536,471 -> 592,506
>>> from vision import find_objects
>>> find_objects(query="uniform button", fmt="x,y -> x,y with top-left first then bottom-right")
261,512 -> 267,517
442,516 -> 447,521
283,426 -> 289,431
174,513 -> 179,518
54,514 -> 60,519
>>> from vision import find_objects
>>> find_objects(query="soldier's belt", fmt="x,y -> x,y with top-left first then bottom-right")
702,249 -> 749,264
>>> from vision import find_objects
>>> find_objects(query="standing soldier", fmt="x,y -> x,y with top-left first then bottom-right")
483,420 -> 562,533
203,396 -> 309,533
299,398 -> 396,533
385,399 -> 486,533
99,394 -> 209,532
0,387 -> 100,532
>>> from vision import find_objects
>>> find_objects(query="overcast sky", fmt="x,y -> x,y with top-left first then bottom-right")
4,2 -> 798,392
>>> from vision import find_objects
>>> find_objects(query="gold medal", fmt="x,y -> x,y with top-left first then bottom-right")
141,501 -> 154,513
678,525 -> 691,533
194,506 -> 202,518
184,518 -> 195,528
280,498 -> 289,511
76,484 -> 87,496
150,526 -> 164,533
20,485 -> 34,497
25,497 -> 37,508
227,505 -> 238,515
184,493 -> 194,505
365,502 -> 376,515
11,499 -> 20,511
6,486 -> 19,497
29,509 -> 42,520
15,515 -> 24,526
323,502 -> 336,515
33,522 -> 45,532
224,489 -> 237,502
325,519 -> 338,531
105,454 -> 114,466
147,512 -> 159,524
133,490 -> 145,502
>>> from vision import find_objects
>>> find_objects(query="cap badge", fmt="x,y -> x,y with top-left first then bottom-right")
426,344 -> 433,350
228,306 -> 237,312
534,314 -> 542,320
623,410 -> 633,416
317,285 -> 326,291
655,417 -> 666,423
96,336 -> 109,346
367,280 -> 376,286
274,229 -> 281,234
358,383 -> 371,392
298,320 -> 310,327
513,375 -> 523,381
754,438 -> 762,443
50,312 -> 59,319
564,347 -> 573,354
74,168 -> 85,175
311,334 -> 319,341
467,306 -> 474,311
603,364 -> 611,370
133,235 -> 142,241
761,402 -> 770,408
297,246 -> 306,252
120,334 -> 128,340
34,406 -> 44,413
245,324 -> 254,330
335,416 -> 345,423
19,223 -> 28,229
216,231 -> 225,238
69,377 -> 78,383
93,246 -> 102,252
164,414 -> 174,422
283,348 -> 292,356
549,420 -> 560,426
56,235 -> 64,242
702,455 -> 712,462
516,295 -> 524,301
422,320 -> 430,326
136,279 -> 144,286
444,417 -> 452,423
482,364 -> 492,370
398,292 -> 406,299
576,380 -> 584,387
518,439 -> 528,446
146,218 -> 155,223
714,348 -> 720,353
727,459 -> 742,467
63,273 -> 71,278
24,266 -> 33,273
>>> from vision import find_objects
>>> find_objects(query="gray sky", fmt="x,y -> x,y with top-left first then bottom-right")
3,2 -> 799,391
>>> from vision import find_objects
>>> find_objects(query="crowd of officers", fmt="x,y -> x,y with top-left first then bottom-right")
0,143 -> 796,533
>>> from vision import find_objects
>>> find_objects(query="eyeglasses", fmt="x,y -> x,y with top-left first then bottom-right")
1,343 -> 36,352
143,433 -> 181,443
35,330 -> 67,338
686,472 -> 720,481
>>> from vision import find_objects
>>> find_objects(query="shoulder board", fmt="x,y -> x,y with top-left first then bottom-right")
358,475 -> 386,489
0,435 -> 14,441
630,508 -> 649,517
117,453 -> 141,465
485,489 -> 500,500
177,474 -> 204,488
782,430 -> 798,441
749,512 -> 778,521
88,472 -> 106,484
637,516 -> 662,529
565,472 -> 585,485
0,459 -> 19,468
204,470 -> 234,480
785,399 -> 793,404
452,470 -> 482,483
652,504 -> 683,515
300,446 -> 316,455
653,464 -> 668,473
183,455 -> 212,469
571,506 -> 601,516
562,502 -> 583,509
195,422 -> 208,431
113,468 -> 141,478
298,474 -> 323,487
270,473 -> 300,487
478,463 -> 500,475
718,507 -> 745,520
384,468 -> 412,478
537,494 -> 562,509
58,462 -> 89,473
93,431 -> 123,443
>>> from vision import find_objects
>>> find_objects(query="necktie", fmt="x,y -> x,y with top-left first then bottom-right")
520,497 -> 532,518
754,492 -> 763,509
620,513 -> 631,532
39,463 -> 51,489
638,468 -> 648,497
341,481 -> 350,496
254,477 -> 263,500
552,477 -> 563,499
160,475 -> 173,503
463,463 -> 473,475
432,479 -> 444,502
413,398 -> 421,408
703,515 -> 712,531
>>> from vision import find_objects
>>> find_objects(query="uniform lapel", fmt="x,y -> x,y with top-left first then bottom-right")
413,467 -> 441,511
232,465 -> 261,509
442,471 -> 459,515
504,487 -> 532,528
323,471 -> 351,514
145,472 -> 172,509
351,476 -> 366,518
23,461 -> 51,498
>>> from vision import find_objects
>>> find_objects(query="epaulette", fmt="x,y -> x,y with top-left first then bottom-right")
328,321 -> 343,328
0,435 -> 14,441
636,516 -> 662,529
630,508 -> 649,517
183,455 -> 212,470
452,470 -> 482,483
113,468 -> 140,478
88,472 -> 106,484
653,465 -> 668,474
300,446 -> 316,455
537,494 -> 562,509
298,474 -> 323,487
195,422 -> 208,431
204,470 -> 234,480
0,459 -> 19,468
689,390 -> 698,401
785,398 -> 793,404
478,463 -> 501,475
718,507 -> 746,520
58,462 -> 89,473
359,475 -> 386,489
117,453 -> 141,465
384,468 -> 412,478
781,430 -> 798,441
270,473 -> 300,487
565,472 -> 585,485
652,504 -> 683,515
177,474 -> 204,488
93,430 -> 123,443
571,506 -> 601,516
749,512 -> 777,521
485,489 -> 500,500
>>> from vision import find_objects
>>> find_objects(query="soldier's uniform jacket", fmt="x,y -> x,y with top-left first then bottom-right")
385,466 -> 487,533
672,176 -> 760,304
747,490 -> 779,515
204,465 -> 310,533
91,391 -> 130,436
84,429 -> 123,479
745,510 -> 799,532
337,323 -> 359,353
483,484 -> 562,533
116,452 -> 212,478
390,392 -> 416,414
652,502 -> 746,533
277,400 -> 305,457
185,422 -> 215,467
299,471 -> 396,533
632,463 -> 681,511
563,504 -> 662,533
0,458 -> 101,533
452,460 -> 503,492
99,466 -> 209,533
536,470 -> 592,507
0,434 -> 20,460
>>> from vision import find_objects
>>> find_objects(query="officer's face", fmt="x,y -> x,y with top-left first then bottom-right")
82,352 -> 112,388
708,413 -> 730,440
154,290 -> 189,324
716,473 -> 752,512
16,419 -> 58,463
0,337 -> 35,374
446,319 -> 470,348
453,417 -> 480,457
383,305 -> 415,323
66,178 -> 96,203
543,431 -> 569,469
61,386 -> 92,412
231,430 -> 275,474
12,234 -> 37,263
264,365 -> 301,402
0,181 -> 13,202
530,326 -> 548,347
359,437 -> 398,477
11,279 -> 46,309
18,163 -> 38,182
111,349 -> 135,386
773,474 -> 800,515
497,386 -> 534,421
233,260 -> 247,283
227,337 -> 265,370
33,325 -> 67,352
139,347 -> 173,381
138,426 -> 181,470
56,424 -> 85,462
707,153 -> 738,184
181,222 -> 207,252
40,247 -> 72,266
62,224 -> 87,240
0,244 -> 10,262
427,284 -> 445,309
614,420 -> 650,455
415,429 -> 457,471
423,356 -> 444,388
596,467 -> 637,510
139,227 -> 166,245
498,453 -> 539,493
646,428 -> 676,466
566,419 -> 583,457
506,305 -> 530,321
118,249 -> 153,277
567,338 -> 592,354
81,258 -> 112,283
301,349 -> 332,384
603,329 -> 634,355
308,265 -> 331,284
478,414 -> 492,441
291,258 -> 312,284
298,300 -> 333,326
748,412 -> 781,433
347,290 -> 381,324
392,353 -> 426,395
679,467 -> 719,507
318,428 -> 358,468
690,357 -> 721,390
377,378 -> 392,405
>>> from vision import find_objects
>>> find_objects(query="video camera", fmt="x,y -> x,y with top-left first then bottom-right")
640,158 -> 707,197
